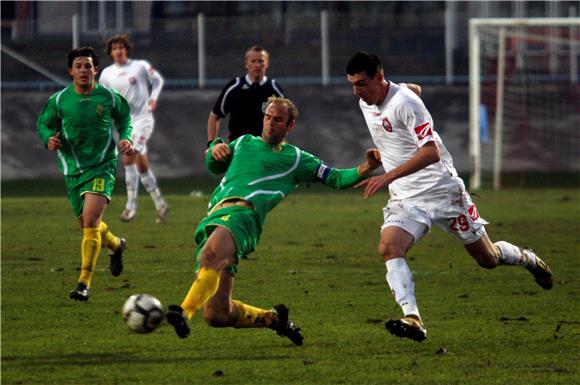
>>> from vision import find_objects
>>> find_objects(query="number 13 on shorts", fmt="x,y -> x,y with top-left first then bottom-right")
92,178 -> 106,192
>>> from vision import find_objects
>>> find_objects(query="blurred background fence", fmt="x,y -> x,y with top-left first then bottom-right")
2,1 -> 579,186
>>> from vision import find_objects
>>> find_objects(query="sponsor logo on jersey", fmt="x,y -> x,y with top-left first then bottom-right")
382,117 -> 393,132
242,84 -> 250,89
467,204 -> 480,221
414,122 -> 432,140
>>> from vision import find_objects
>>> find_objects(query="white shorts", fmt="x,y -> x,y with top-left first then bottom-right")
381,183 -> 488,245
130,114 -> 154,154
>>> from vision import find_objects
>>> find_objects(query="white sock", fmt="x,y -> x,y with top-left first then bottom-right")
495,241 -> 536,268
385,258 -> 420,319
125,164 -> 139,211
139,170 -> 165,210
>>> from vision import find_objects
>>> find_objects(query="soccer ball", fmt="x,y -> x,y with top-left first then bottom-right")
122,294 -> 164,333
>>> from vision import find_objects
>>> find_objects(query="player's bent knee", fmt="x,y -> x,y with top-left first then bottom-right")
379,242 -> 405,260
202,309 -> 231,327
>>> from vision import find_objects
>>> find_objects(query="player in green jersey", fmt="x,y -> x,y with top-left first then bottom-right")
36,47 -> 134,302
166,96 -> 382,345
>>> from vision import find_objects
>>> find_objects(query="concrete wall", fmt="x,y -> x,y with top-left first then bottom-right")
1,85 -> 470,180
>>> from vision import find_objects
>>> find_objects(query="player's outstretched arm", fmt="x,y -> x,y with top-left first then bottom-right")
357,149 -> 382,177
309,148 -> 382,190
355,142 -> 439,199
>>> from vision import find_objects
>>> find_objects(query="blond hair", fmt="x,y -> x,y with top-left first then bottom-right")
267,96 -> 299,124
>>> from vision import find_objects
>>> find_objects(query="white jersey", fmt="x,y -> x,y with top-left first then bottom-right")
99,59 -> 164,119
359,81 -> 461,200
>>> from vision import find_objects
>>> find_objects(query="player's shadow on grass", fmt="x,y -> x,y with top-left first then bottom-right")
3,351 -> 296,366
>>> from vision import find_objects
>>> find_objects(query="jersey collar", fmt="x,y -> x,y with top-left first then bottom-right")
245,74 -> 268,86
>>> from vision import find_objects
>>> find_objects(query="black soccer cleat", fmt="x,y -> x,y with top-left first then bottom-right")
271,304 -> 304,346
385,315 -> 427,342
166,305 -> 190,339
109,237 -> 126,277
69,282 -> 89,302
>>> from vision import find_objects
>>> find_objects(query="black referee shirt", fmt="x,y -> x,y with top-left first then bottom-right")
212,74 -> 284,141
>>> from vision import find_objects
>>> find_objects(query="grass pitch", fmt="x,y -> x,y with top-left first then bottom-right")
1,180 -> 579,385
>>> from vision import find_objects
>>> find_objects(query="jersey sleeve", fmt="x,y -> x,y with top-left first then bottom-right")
36,93 -> 61,146
294,149 -> 364,189
111,91 -> 133,142
211,78 -> 238,118
142,60 -> 164,101
205,137 -> 236,175
399,99 -> 434,147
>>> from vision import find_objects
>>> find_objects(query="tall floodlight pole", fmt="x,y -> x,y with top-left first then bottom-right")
197,13 -> 206,89
72,14 -> 80,49
320,10 -> 330,86
469,19 -> 481,190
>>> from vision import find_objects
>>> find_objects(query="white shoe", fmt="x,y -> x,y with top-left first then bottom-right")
120,208 -> 136,222
155,203 -> 169,224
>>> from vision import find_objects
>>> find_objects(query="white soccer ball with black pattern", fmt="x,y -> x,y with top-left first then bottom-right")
122,294 -> 164,333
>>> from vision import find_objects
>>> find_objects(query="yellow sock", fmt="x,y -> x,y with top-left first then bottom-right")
99,221 -> 120,251
180,267 -> 220,319
79,227 -> 102,288
232,300 -> 276,329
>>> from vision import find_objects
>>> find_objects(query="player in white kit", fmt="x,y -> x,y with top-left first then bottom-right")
100,35 -> 168,223
346,52 -> 553,342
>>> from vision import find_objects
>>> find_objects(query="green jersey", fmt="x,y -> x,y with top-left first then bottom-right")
206,135 -> 365,224
36,84 -> 132,176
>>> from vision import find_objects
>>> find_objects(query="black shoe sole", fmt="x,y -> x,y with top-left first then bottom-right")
166,310 -> 190,339
69,291 -> 89,302
385,319 -> 426,342
109,238 -> 125,277
533,272 -> 553,290
272,304 -> 304,346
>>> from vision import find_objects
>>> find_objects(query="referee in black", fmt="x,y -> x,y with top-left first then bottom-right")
207,45 -> 284,146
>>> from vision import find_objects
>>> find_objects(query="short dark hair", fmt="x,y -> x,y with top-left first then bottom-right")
67,47 -> 98,69
105,34 -> 133,56
346,52 -> 383,78
244,45 -> 269,61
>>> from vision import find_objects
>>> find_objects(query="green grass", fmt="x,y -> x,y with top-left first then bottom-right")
2,181 -> 579,385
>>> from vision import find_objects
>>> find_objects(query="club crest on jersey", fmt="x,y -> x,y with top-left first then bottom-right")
414,122 -> 432,140
382,117 -> 393,132
129,77 -> 136,85
96,104 -> 104,116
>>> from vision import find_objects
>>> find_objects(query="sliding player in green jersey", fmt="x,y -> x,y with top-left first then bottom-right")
36,47 -> 134,302
166,96 -> 382,345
